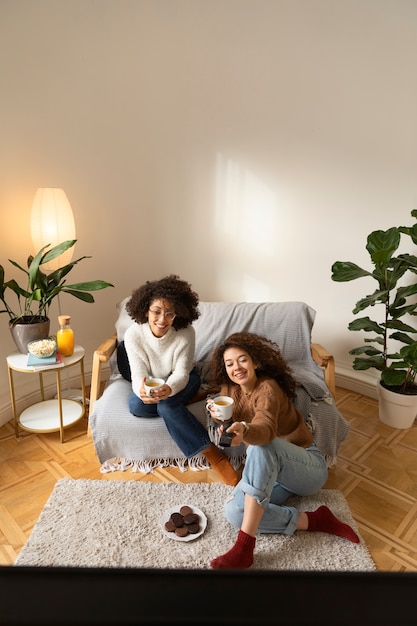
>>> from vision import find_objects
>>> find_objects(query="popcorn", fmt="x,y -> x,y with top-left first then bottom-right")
28,338 -> 56,358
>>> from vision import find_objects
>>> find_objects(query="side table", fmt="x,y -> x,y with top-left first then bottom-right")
7,345 -> 87,443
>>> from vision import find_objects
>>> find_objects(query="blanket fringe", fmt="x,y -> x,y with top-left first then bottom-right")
100,454 -> 210,474
208,421 -> 222,446
325,454 -> 337,468
99,420 -> 245,475
228,453 -> 246,471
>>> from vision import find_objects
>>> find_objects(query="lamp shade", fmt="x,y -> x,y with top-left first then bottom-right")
30,188 -> 76,269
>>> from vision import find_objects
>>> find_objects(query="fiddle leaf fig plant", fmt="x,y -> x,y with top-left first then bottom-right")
0,240 -> 114,324
331,210 -> 417,394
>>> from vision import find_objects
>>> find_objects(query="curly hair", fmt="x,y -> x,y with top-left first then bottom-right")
126,274 -> 200,330
208,331 -> 297,399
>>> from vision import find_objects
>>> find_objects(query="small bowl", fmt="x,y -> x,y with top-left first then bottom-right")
28,337 -> 57,358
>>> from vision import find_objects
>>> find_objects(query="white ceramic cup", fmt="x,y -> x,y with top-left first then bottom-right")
212,395 -> 234,421
144,377 -> 165,397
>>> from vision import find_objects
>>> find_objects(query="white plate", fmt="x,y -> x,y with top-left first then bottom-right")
160,504 -> 207,542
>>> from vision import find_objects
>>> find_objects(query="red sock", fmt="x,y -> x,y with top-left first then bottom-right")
306,505 -> 360,543
210,530 -> 256,569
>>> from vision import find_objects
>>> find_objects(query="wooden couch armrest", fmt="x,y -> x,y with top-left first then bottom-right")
88,333 -> 117,420
310,343 -> 336,397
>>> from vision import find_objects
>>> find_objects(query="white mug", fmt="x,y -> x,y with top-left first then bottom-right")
212,395 -> 234,421
144,377 -> 165,397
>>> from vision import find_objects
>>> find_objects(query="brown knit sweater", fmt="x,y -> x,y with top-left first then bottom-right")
222,377 -> 313,448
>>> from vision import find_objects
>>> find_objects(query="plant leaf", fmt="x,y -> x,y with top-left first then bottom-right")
348,317 -> 384,334
386,319 -> 417,333
349,346 -> 383,356
366,228 -> 400,264
400,343 -> 417,365
381,368 -> 407,386
40,240 -> 77,265
61,289 -> 95,303
352,289 -> 389,314
390,331 -> 416,345
64,280 -> 114,291
331,261 -> 371,282
351,355 -> 385,370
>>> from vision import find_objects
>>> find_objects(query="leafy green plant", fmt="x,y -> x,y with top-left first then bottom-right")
0,240 -> 114,324
331,210 -> 417,394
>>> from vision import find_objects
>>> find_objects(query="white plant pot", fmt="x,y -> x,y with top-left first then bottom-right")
377,380 -> 417,429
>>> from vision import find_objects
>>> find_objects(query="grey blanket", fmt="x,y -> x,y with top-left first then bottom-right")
294,376 -> 349,465
90,300 -> 349,472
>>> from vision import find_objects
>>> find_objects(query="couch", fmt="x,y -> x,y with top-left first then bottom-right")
88,300 -> 349,474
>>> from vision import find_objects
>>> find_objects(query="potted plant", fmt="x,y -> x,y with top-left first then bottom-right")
331,209 -> 417,428
0,240 -> 114,353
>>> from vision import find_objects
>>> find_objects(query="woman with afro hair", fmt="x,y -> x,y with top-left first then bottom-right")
206,332 -> 359,569
119,274 -> 239,486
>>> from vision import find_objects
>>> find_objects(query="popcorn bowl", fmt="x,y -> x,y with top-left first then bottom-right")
27,337 -> 57,358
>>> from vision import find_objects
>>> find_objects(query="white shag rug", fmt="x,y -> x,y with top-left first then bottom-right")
15,478 -> 376,571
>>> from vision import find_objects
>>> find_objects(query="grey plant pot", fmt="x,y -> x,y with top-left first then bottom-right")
9,317 -> 51,354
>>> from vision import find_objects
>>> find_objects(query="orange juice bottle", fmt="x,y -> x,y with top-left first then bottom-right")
57,315 -> 74,356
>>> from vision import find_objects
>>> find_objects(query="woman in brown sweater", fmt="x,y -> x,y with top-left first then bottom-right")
207,332 -> 359,569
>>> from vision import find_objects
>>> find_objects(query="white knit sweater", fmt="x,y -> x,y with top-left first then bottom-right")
124,322 -> 196,397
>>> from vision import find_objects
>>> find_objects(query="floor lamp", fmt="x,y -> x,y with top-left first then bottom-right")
30,187 -> 83,400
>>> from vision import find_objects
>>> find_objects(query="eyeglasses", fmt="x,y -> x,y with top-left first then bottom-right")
148,308 -> 176,321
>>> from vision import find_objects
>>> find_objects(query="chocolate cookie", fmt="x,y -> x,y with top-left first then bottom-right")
180,505 -> 193,516
175,526 -> 189,538
183,513 -> 199,525
186,523 -> 200,534
170,512 -> 185,527
164,520 -> 176,532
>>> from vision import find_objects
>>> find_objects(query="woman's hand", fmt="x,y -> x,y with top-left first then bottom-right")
152,383 -> 171,401
206,397 -> 224,424
219,421 -> 247,446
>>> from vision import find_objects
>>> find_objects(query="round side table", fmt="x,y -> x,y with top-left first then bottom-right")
7,345 -> 87,443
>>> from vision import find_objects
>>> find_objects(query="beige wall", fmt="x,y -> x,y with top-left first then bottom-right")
1,0 -> 417,425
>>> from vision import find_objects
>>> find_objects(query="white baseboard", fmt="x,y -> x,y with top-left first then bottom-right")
335,366 -> 378,400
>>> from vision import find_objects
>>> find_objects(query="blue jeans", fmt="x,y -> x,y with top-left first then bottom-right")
128,368 -> 211,458
224,438 -> 328,535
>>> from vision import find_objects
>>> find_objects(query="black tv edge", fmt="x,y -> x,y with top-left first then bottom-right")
1,567 -> 416,625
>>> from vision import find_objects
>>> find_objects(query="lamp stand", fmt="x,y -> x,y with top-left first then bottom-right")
53,294 -> 87,404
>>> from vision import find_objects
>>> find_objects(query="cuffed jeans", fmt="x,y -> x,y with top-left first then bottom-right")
128,368 -> 211,458
225,438 -> 328,535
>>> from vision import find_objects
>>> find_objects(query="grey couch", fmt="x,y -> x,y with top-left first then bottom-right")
88,300 -> 349,474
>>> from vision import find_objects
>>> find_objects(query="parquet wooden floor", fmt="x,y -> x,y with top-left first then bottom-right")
1,386 -> 416,570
